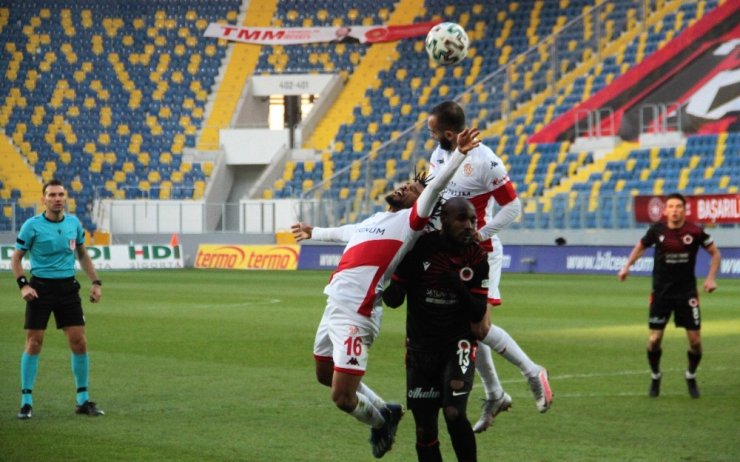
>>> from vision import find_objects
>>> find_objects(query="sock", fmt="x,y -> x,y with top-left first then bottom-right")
20,352 -> 39,406
687,350 -> 702,376
350,392 -> 385,428
483,325 -> 539,377
445,413 -> 477,462
416,440 -> 443,462
71,353 -> 90,405
647,348 -> 662,376
357,382 -> 386,410
473,342 -> 504,399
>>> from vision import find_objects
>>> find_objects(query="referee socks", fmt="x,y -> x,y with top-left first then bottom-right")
71,353 -> 90,406
20,352 -> 39,406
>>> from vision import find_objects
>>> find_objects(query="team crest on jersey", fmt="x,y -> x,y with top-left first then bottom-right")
348,326 -> 359,335
659,235 -> 665,242
69,239 -> 76,250
689,297 -> 699,308
463,163 -> 474,176
459,266 -> 473,281
423,261 -> 431,271
683,234 -> 694,245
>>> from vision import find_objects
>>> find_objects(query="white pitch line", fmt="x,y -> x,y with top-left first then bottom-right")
498,366 -> 738,384
198,299 -> 282,309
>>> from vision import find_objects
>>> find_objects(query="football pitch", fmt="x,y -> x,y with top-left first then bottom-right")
1,270 -> 738,461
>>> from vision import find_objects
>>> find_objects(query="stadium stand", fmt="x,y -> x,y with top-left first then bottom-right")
0,0 -> 237,230
1,0 -> 736,232
254,0 -> 731,228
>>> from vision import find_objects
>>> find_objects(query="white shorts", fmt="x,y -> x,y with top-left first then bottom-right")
313,297 -> 383,376
487,235 -> 503,305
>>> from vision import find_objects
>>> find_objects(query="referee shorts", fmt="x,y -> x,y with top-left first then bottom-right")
25,277 -> 85,330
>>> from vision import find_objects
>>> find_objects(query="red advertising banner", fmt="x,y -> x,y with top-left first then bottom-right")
204,21 -> 438,45
634,194 -> 740,224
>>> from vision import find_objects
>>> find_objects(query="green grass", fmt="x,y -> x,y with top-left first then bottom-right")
1,270 -> 739,461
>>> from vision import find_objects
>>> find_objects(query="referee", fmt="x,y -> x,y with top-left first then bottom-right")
11,179 -> 104,419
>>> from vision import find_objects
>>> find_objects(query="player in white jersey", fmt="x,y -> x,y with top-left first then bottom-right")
427,101 -> 552,433
292,128 -> 481,459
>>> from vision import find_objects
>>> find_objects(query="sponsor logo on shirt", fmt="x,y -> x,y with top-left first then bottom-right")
356,226 -> 385,235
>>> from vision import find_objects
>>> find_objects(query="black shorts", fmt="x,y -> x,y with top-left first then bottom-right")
25,277 -> 85,330
406,339 -> 477,414
649,292 -> 701,331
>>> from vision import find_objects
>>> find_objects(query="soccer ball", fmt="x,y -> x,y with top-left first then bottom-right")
425,22 -> 469,66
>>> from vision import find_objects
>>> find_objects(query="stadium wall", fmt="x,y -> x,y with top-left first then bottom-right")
297,243 -> 740,279
3,228 -> 736,272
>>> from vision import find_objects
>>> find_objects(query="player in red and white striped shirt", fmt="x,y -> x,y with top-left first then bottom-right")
292,127 -> 481,458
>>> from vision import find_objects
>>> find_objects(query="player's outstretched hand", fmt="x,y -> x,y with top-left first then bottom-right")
617,267 -> 629,281
291,222 -> 313,242
457,128 -> 481,154
703,278 -> 717,293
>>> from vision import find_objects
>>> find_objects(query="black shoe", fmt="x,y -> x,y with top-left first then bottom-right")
17,404 -> 33,420
370,403 -> 404,459
75,401 -> 105,416
687,378 -> 700,398
649,377 -> 661,397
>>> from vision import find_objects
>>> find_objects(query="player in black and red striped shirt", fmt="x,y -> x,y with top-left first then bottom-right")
384,197 -> 487,462
619,193 -> 721,398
